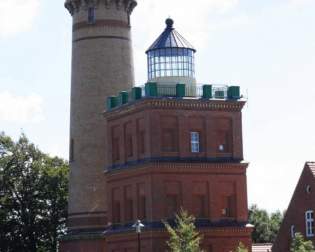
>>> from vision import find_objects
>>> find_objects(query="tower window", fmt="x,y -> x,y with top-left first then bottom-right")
137,183 -> 146,220
193,194 -> 206,218
113,200 -> 121,223
305,210 -> 314,237
138,195 -> 146,220
125,134 -> 133,158
112,137 -> 120,162
190,132 -> 200,153
162,129 -> 178,152
70,138 -> 74,162
88,7 -> 96,24
166,194 -> 179,218
138,131 -> 145,155
221,194 -> 236,218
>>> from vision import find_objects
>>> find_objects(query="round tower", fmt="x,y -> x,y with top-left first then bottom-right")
64,0 -> 137,233
146,18 -> 196,88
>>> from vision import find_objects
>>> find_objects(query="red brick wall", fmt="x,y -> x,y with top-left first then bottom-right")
60,238 -> 107,252
106,108 -> 244,167
106,163 -> 249,224
104,229 -> 252,252
101,99 -> 251,252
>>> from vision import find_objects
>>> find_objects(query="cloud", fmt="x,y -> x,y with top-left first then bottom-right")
0,0 -> 40,38
0,91 -> 44,123
288,0 -> 314,8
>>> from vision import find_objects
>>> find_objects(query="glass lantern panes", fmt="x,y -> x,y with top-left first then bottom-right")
147,48 -> 195,80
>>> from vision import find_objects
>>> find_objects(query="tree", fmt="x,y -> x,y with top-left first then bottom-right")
234,242 -> 248,252
164,209 -> 203,252
290,233 -> 315,252
249,205 -> 283,243
0,132 -> 69,252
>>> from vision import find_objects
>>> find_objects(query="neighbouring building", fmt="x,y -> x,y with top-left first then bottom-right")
60,0 -> 253,251
273,162 -> 315,252
252,243 -> 272,252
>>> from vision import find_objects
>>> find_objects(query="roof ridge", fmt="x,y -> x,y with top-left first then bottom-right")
305,162 -> 315,177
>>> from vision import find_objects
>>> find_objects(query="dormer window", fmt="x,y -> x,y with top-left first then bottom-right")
88,7 -> 96,24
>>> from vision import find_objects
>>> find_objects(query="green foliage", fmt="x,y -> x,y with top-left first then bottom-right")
249,204 -> 283,243
234,242 -> 248,252
290,233 -> 315,252
0,132 -> 69,252
164,209 -> 203,252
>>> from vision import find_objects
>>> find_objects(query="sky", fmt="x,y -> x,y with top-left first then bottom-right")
1,0 -> 315,213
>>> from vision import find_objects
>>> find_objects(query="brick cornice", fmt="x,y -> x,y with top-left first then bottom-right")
65,0 -> 137,16
104,98 -> 246,121
106,162 -> 249,181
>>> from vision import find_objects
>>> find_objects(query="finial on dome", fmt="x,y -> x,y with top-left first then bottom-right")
166,18 -> 174,28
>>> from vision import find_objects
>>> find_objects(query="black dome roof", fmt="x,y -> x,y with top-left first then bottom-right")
146,19 -> 196,53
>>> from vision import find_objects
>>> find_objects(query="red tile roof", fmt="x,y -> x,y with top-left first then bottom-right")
252,243 -> 272,252
306,162 -> 315,176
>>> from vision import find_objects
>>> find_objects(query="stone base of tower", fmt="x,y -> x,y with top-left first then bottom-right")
105,226 -> 253,252
59,233 -> 107,252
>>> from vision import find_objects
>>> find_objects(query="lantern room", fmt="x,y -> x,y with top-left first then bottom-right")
146,18 -> 196,86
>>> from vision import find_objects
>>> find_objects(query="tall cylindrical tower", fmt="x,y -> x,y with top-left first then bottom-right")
64,0 -> 137,233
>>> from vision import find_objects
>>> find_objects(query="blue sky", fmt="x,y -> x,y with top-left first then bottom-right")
1,0 -> 315,212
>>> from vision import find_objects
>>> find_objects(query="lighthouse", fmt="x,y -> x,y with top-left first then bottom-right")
61,0 -> 137,250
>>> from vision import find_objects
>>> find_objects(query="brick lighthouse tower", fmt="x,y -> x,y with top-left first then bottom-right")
103,19 -> 253,251
61,0 -> 137,250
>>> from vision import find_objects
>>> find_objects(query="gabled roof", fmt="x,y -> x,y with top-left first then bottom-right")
252,243 -> 272,252
146,18 -> 196,53
273,161 -> 315,252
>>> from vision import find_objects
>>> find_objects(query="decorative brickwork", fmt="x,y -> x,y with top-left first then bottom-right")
65,0 -> 137,16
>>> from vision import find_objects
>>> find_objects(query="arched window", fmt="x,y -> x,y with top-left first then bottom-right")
291,225 -> 295,238
305,210 -> 314,237
306,185 -> 312,194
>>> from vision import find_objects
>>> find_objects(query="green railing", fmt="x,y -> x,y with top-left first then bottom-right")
106,83 -> 241,110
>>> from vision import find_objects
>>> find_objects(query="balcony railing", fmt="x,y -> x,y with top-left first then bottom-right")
107,83 -> 242,110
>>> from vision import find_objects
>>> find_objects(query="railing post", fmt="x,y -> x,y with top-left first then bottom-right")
202,85 -> 212,99
120,91 -> 129,105
145,82 -> 158,97
176,83 -> 186,98
107,96 -> 118,110
227,86 -> 240,99
132,87 -> 142,100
